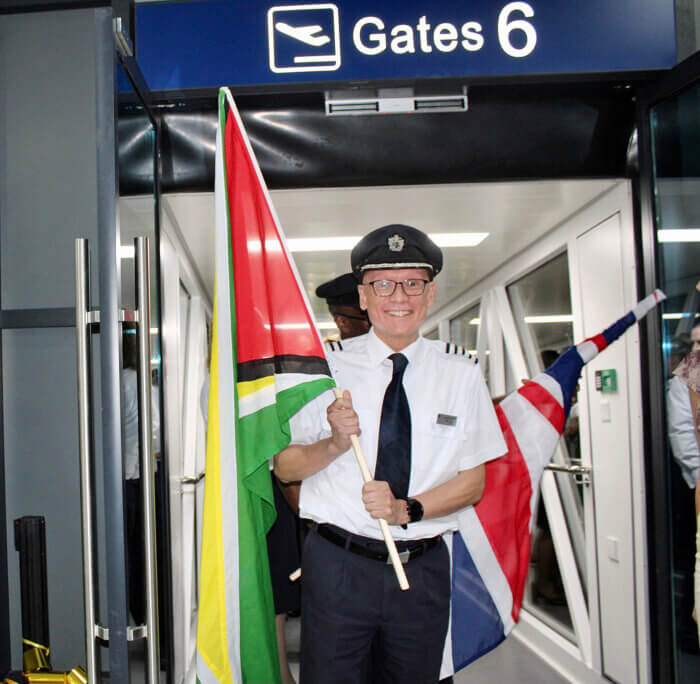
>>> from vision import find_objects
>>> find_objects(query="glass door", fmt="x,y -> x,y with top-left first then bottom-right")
446,267 -> 591,660
157,206 -> 212,684
116,51 -> 172,683
638,51 -> 700,684
506,253 -> 582,641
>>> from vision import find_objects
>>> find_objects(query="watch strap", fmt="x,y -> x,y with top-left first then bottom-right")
406,497 -> 424,524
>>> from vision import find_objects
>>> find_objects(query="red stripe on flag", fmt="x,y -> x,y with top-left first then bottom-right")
517,382 -> 565,434
224,112 -> 324,364
586,333 -> 607,352
476,405 -> 533,622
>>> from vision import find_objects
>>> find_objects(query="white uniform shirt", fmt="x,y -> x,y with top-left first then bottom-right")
290,329 -> 507,540
123,368 -> 161,481
667,375 -> 700,489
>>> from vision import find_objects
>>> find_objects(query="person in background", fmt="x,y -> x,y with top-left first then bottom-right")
667,311 -> 700,649
667,321 -> 700,492
316,272 -> 371,342
267,475 -> 304,684
122,327 -> 161,626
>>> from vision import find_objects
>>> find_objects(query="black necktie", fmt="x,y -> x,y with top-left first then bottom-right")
375,353 -> 411,499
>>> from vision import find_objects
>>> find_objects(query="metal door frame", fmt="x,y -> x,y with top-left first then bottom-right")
636,49 -> 700,684
158,201 -> 213,681
110,24 -> 174,682
76,9 -> 170,680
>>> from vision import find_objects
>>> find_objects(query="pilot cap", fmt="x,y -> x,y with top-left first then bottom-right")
315,273 -> 361,308
351,224 -> 443,278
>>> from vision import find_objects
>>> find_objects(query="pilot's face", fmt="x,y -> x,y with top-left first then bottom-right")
358,267 -> 435,351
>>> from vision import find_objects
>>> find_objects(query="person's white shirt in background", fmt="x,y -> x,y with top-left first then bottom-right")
667,374 -> 700,489
123,367 -> 161,480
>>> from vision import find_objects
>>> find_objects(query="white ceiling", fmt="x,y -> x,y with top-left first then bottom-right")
159,179 -> 616,325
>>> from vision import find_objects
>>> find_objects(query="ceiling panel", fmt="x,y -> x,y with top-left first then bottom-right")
156,179 -> 616,327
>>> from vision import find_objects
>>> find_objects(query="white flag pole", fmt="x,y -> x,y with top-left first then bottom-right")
332,388 -> 410,591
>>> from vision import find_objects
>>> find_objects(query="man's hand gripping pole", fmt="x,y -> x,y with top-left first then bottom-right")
333,388 -> 410,591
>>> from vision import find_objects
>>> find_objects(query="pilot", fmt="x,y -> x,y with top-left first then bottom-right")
275,224 -> 506,683
316,272 -> 370,341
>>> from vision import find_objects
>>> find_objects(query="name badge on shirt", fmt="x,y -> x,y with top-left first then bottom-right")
436,413 -> 457,427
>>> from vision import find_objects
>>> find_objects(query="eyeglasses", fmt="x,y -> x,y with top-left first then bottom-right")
364,278 -> 430,297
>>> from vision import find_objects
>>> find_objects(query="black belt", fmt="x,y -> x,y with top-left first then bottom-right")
315,523 -> 441,564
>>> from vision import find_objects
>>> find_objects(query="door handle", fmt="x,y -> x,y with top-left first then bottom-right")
135,236 -> 160,684
180,472 -> 205,494
74,239 -> 100,682
76,237 -> 161,681
545,462 -> 591,486
180,472 -> 205,485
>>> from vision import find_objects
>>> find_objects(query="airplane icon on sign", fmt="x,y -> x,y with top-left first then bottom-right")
268,4 -> 341,73
275,22 -> 331,47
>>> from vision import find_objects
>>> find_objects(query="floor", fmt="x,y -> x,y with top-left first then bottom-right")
114,614 -> 568,684
284,616 -> 569,683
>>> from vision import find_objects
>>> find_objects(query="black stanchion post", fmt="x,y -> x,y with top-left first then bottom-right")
13,516 -> 50,665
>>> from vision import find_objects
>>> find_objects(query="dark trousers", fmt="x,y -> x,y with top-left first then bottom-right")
267,475 -> 301,615
126,478 -> 145,625
300,526 -> 450,684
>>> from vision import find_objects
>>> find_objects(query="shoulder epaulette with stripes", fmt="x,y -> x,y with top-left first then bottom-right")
324,339 -> 344,352
442,341 -> 477,363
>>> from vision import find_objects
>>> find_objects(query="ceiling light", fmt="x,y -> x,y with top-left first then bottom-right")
286,233 -> 489,252
431,233 -> 488,247
657,229 -> 700,242
287,237 -> 360,252
663,312 -> 700,320
524,315 -> 574,324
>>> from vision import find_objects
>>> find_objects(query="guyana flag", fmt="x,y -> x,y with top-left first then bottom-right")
196,88 -> 334,684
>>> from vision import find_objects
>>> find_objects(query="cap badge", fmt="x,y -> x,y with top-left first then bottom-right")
387,233 -> 405,252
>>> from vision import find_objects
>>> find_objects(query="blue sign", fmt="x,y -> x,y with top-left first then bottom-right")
136,0 -> 676,91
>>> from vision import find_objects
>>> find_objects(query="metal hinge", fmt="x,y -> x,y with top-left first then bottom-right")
127,625 -> 147,641
95,624 -> 109,642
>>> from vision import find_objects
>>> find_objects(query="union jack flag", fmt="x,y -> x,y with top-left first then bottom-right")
443,289 -> 665,676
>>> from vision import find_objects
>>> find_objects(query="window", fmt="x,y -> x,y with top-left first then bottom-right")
507,252 -> 580,640
507,252 -> 574,367
449,303 -> 480,355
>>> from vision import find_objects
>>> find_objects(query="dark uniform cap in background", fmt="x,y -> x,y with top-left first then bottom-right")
351,224 -> 443,278
315,273 -> 361,308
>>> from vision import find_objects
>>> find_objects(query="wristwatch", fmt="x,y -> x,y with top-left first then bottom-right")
405,497 -> 424,524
